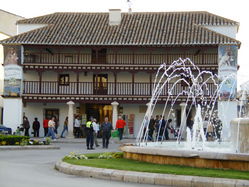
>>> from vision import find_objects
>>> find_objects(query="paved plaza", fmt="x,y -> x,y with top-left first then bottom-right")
0,139 -> 164,187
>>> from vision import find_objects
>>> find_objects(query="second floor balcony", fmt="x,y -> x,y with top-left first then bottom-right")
23,81 -> 216,97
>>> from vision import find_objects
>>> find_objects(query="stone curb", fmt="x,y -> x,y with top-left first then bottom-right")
0,145 -> 60,150
55,160 -> 249,187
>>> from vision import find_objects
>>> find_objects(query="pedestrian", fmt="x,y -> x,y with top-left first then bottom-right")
148,116 -> 155,141
47,116 -> 56,140
43,118 -> 49,137
74,116 -> 81,138
164,118 -> 172,140
116,115 -> 126,141
85,117 -> 94,150
23,116 -> 30,136
60,117 -> 68,138
32,117 -> 40,137
101,117 -> 112,149
54,117 -> 59,135
92,118 -> 100,147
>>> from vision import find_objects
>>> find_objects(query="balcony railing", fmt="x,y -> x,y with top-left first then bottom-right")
23,53 -> 218,65
23,81 -> 216,96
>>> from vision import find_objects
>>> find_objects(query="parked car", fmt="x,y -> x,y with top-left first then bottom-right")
0,125 -> 12,134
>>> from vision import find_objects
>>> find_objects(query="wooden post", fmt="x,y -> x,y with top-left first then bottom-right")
149,72 -> 152,96
132,72 -> 135,95
38,71 -> 43,94
76,72 -> 79,94
114,72 -> 117,95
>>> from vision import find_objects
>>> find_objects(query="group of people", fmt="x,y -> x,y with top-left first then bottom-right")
20,116 -> 41,137
147,115 -> 173,141
19,114 -> 127,150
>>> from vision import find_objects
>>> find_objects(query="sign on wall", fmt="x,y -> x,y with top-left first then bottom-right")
3,46 -> 22,97
218,45 -> 238,100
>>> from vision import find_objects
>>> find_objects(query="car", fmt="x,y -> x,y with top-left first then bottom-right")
0,125 -> 12,135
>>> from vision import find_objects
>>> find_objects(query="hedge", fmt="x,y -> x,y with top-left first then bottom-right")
0,135 -> 29,145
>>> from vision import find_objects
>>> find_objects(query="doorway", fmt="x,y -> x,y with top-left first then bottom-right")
93,74 -> 108,95
85,104 -> 112,124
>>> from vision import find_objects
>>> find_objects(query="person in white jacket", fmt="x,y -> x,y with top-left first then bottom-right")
92,118 -> 100,147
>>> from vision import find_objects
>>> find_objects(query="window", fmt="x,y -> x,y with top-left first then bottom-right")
59,74 -> 69,85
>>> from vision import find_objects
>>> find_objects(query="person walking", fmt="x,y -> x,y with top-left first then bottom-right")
43,118 -> 49,137
116,115 -> 126,141
74,116 -> 81,138
32,118 -> 40,137
92,118 -> 100,147
47,116 -> 56,140
60,117 -> 68,138
23,116 -> 30,137
85,117 -> 94,150
101,117 -> 112,149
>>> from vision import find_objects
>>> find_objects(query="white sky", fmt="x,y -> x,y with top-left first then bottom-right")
1,0 -> 249,86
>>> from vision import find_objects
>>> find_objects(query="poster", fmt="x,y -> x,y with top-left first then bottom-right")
218,45 -> 237,100
3,46 -> 22,97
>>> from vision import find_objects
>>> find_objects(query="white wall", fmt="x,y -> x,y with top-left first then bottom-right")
204,25 -> 238,39
17,24 -> 48,34
0,10 -> 23,36
3,98 -> 23,131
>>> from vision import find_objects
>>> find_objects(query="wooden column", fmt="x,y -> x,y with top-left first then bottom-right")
114,72 -> 117,95
149,72 -> 152,96
132,72 -> 135,95
76,72 -> 79,94
38,71 -> 43,94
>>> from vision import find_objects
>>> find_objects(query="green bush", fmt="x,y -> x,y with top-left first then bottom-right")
0,135 -> 29,146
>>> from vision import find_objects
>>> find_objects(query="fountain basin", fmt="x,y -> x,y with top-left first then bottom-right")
120,145 -> 249,171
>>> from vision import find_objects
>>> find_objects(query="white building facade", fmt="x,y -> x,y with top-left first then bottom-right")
0,11 -> 240,137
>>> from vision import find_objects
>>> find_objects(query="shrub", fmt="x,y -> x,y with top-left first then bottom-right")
65,152 -> 88,160
0,135 -> 29,146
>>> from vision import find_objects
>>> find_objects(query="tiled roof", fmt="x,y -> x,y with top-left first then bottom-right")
0,11 -> 240,46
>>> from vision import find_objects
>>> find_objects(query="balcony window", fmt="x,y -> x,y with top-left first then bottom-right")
59,74 -> 70,86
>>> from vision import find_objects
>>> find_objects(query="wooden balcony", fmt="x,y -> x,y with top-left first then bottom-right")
22,81 -> 216,103
23,52 -> 218,72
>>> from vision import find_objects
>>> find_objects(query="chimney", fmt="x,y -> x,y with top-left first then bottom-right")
109,9 -> 121,26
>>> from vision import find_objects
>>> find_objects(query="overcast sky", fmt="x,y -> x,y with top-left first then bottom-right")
1,0 -> 248,86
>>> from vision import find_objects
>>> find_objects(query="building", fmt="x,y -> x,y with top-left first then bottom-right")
0,10 -> 240,137
0,9 -> 23,124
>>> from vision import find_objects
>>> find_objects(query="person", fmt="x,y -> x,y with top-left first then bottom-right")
60,117 -> 68,138
47,116 -> 56,140
92,118 -> 100,147
148,116 -> 155,141
54,117 -> 59,135
116,115 -> 126,141
23,116 -> 30,136
154,115 -> 160,140
43,118 -> 49,137
101,117 -> 112,148
164,119 -> 172,140
74,116 -> 81,138
207,122 -> 214,141
85,117 -> 94,150
32,117 -> 40,137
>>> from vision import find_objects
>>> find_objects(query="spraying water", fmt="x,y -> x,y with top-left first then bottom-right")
136,58 -> 237,151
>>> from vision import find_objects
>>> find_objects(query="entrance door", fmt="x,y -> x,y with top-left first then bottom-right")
86,104 -> 112,124
93,74 -> 108,95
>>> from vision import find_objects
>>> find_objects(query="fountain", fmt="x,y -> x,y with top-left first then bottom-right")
121,58 -> 249,171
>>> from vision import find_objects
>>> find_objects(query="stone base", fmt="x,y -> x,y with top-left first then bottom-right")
121,146 -> 249,171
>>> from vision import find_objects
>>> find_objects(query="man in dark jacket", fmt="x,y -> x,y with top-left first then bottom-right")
101,117 -> 112,148
32,118 -> 40,137
85,117 -> 94,150
23,116 -> 30,136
